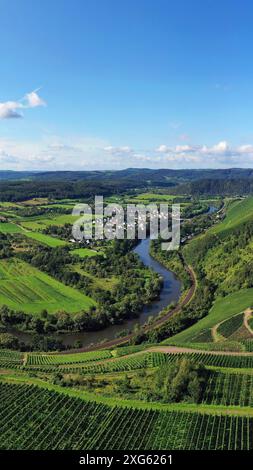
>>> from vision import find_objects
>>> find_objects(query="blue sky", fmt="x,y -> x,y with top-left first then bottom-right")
1,0 -> 253,170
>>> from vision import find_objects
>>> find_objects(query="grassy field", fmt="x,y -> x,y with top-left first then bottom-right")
71,248 -> 101,258
0,221 -> 66,247
0,258 -> 96,314
23,231 -> 67,247
0,221 -> 67,247
0,223 -> 23,233
19,213 -> 89,231
164,288 -> 253,345
124,193 -> 185,204
130,192 -> 183,200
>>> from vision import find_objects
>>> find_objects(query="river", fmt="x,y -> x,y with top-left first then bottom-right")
11,238 -> 181,349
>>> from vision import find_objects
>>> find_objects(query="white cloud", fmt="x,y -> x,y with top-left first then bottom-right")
203,141 -> 230,154
175,144 -> 194,153
25,91 -> 46,108
2,136 -> 253,171
237,144 -> 253,154
0,90 -> 46,120
103,145 -> 132,155
0,101 -> 23,119
152,140 -> 253,168
155,144 -> 171,153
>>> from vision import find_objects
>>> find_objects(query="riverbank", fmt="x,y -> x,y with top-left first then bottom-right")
8,238 -> 183,350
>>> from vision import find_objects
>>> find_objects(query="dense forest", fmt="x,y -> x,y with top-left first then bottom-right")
173,178 -> 253,196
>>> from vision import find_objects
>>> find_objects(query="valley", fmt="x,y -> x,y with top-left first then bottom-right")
1,170 -> 253,450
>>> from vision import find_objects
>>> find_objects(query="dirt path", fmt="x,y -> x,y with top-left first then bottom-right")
211,322 -> 221,343
244,308 -> 253,336
23,353 -> 28,366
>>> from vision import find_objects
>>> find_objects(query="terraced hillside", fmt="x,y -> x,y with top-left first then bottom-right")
20,349 -> 253,374
2,343 -> 253,450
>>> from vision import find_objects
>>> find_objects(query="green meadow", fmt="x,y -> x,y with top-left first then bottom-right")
0,221 -> 67,247
125,193 -> 184,204
71,248 -> 101,258
0,223 -> 23,233
0,258 -> 96,314
23,231 -> 67,247
19,213 -> 81,230
132,192 -> 181,200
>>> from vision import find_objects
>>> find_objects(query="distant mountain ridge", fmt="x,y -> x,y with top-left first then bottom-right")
1,168 -> 253,201
0,171 -> 37,181
2,168 -> 253,182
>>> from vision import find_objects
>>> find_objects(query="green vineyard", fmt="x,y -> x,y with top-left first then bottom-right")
55,351 -> 253,375
0,382 -> 252,450
203,371 -> 253,407
26,349 -> 112,366
3,348 -> 253,375
242,340 -> 253,352
0,350 -> 24,368
217,313 -> 244,338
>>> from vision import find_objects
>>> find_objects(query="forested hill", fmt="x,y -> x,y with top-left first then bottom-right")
1,168 -> 253,201
0,171 -> 37,181
173,178 -> 253,196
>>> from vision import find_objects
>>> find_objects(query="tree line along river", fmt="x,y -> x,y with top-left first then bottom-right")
11,237 -> 181,349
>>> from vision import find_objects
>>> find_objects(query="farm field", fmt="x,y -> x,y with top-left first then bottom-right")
22,230 -> 67,247
17,350 -> 253,375
0,223 -> 23,233
126,193 -> 185,203
19,213 -> 89,231
0,378 -> 253,450
0,221 -> 66,247
217,313 -> 245,339
3,0 -> 253,454
26,349 -> 112,366
0,258 -> 96,314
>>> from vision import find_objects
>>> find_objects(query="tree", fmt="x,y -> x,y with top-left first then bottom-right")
156,359 -> 207,404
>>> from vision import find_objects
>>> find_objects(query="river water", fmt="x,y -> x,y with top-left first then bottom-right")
12,238 -> 181,348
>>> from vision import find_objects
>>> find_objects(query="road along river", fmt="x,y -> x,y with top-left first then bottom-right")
12,238 -> 182,349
